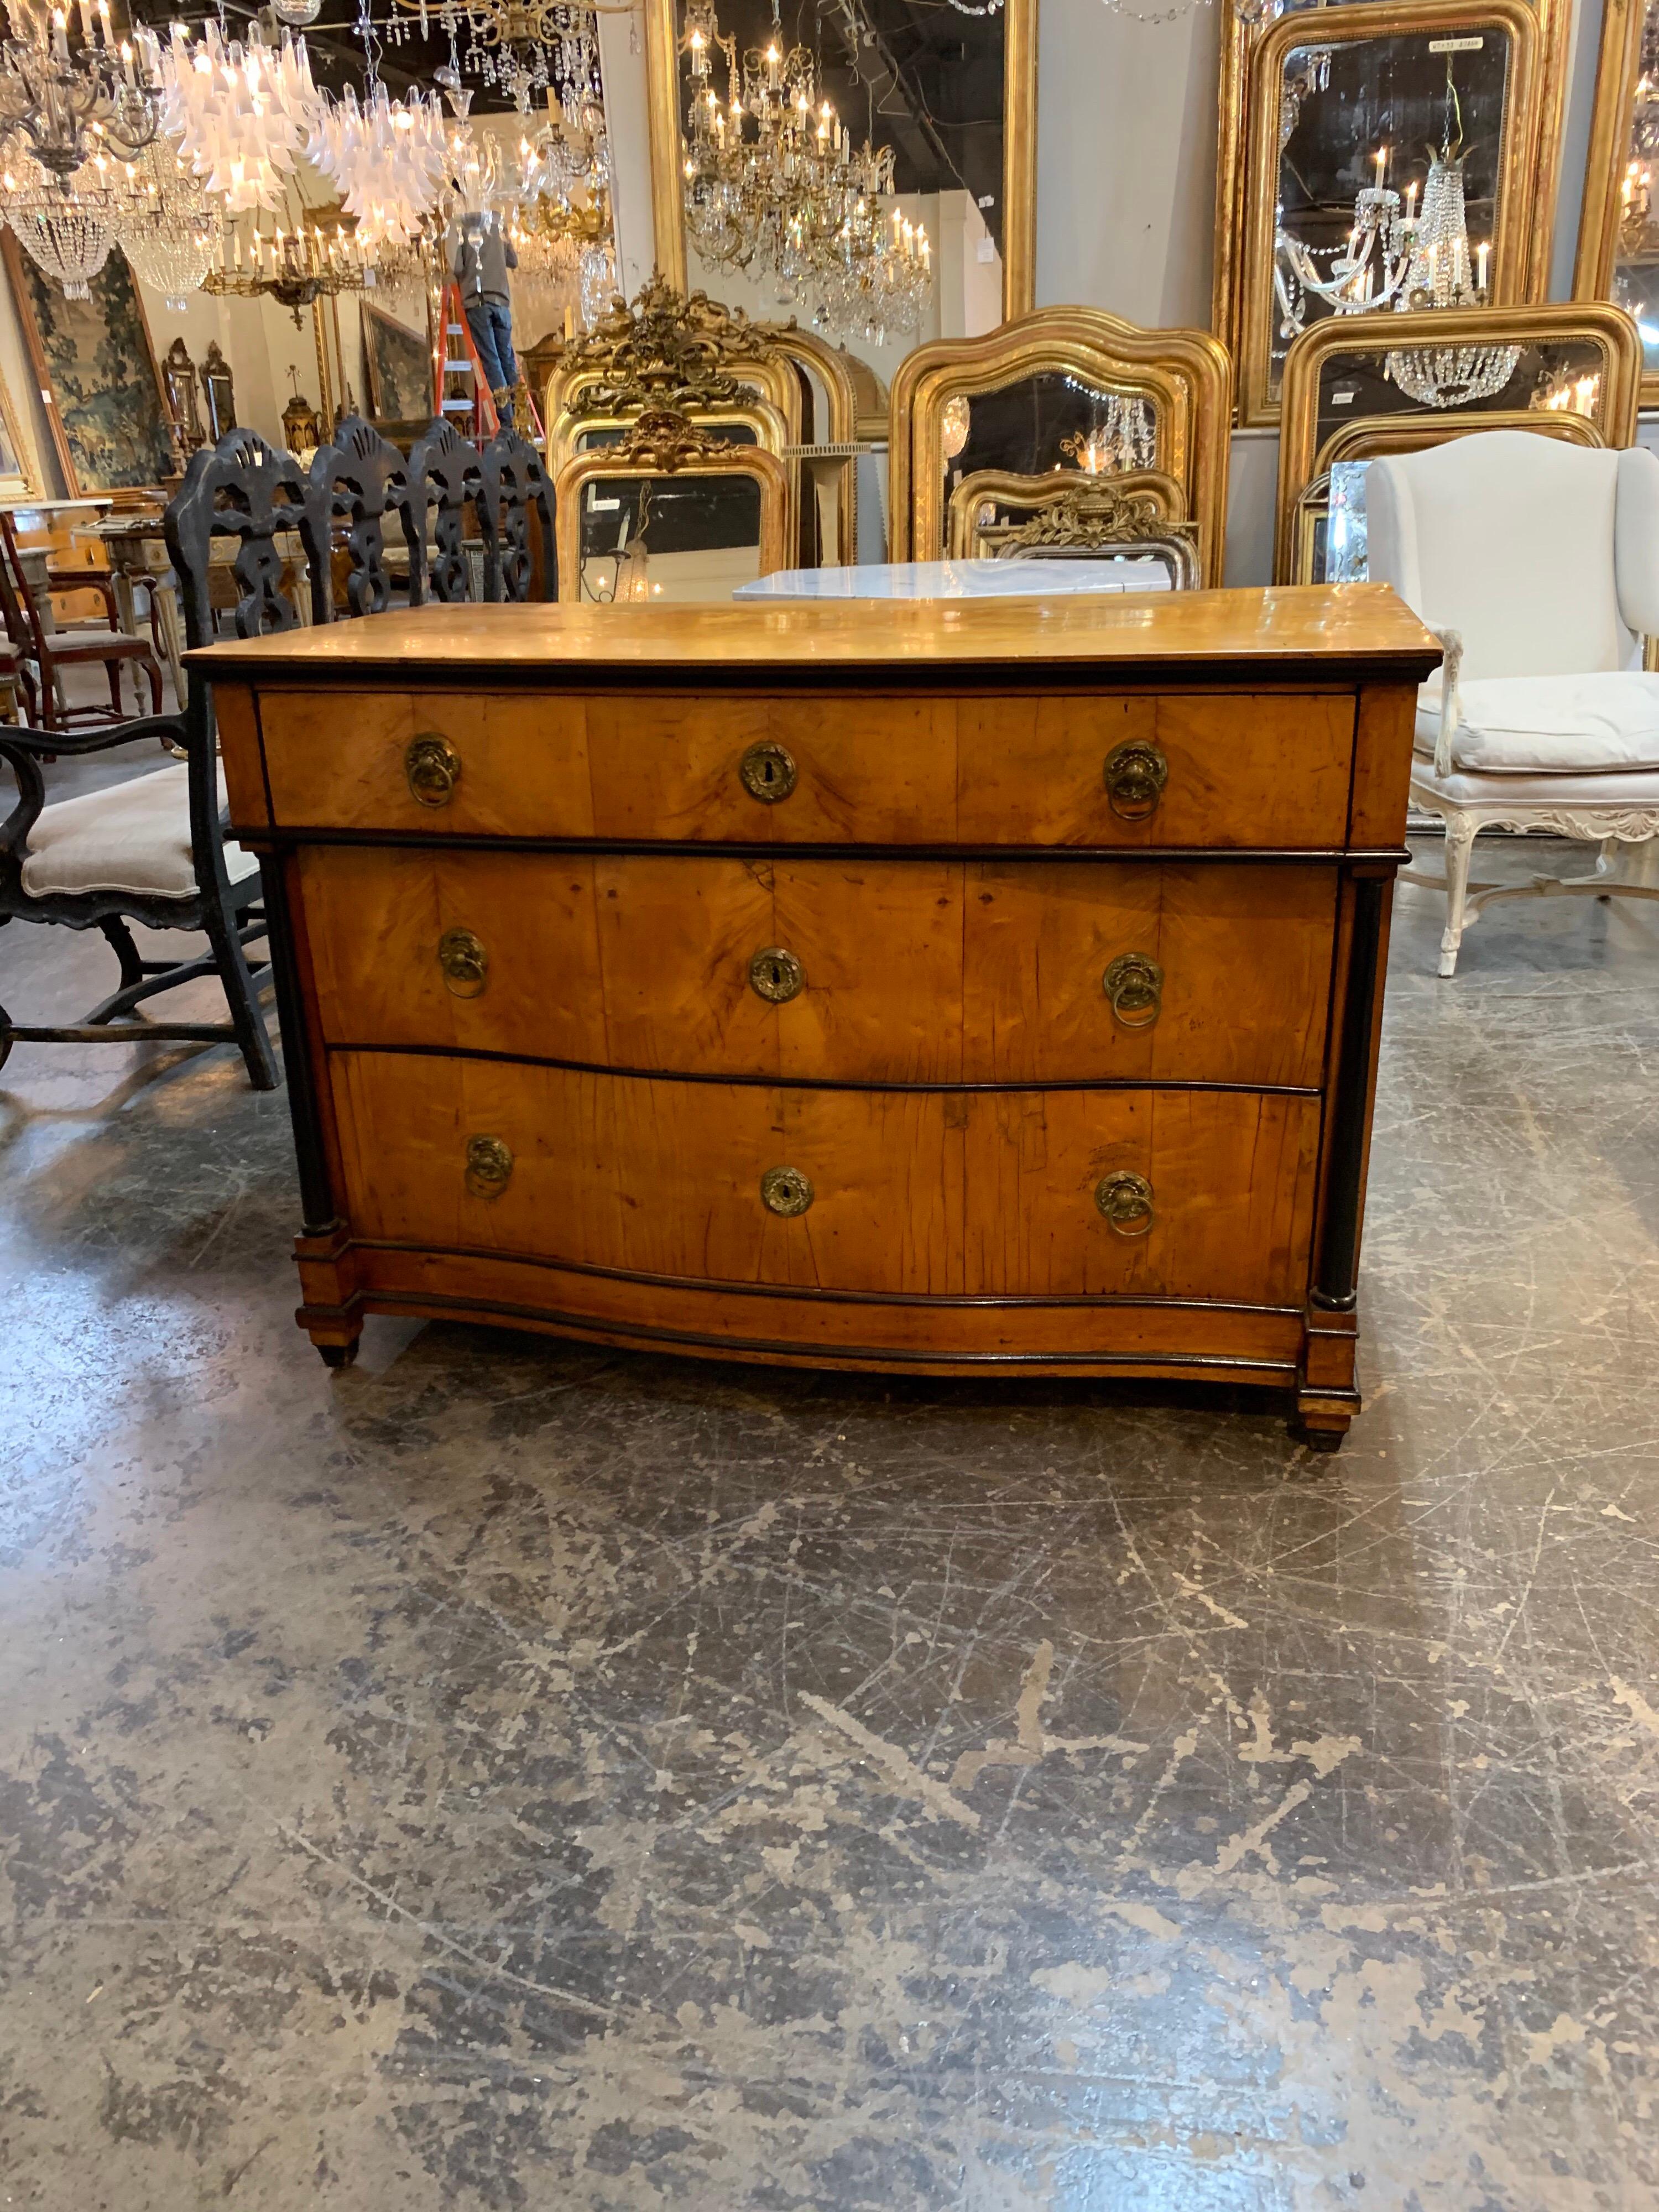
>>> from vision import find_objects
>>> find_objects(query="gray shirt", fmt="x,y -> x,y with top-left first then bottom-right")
451,222 -> 518,305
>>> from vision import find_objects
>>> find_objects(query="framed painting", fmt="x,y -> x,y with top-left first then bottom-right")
2,236 -> 173,494
362,299 -> 432,423
0,360 -> 35,496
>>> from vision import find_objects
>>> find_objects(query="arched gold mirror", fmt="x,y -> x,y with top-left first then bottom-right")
644,0 -> 1035,400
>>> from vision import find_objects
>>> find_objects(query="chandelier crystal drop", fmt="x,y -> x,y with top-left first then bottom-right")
115,140 -> 218,311
158,20 -> 322,215
0,0 -> 163,186
307,81 -> 447,253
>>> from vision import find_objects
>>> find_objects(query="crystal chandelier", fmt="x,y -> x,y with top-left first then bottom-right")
679,0 -> 931,342
0,0 -> 163,185
307,80 -> 447,253
158,19 -> 322,215
0,144 -> 119,295
115,140 -> 219,311
1276,56 -> 1518,409
206,203 -> 369,325
1060,396 -> 1156,477
387,0 -> 611,108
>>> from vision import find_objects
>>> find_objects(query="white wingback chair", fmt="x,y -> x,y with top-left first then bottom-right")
1366,429 -> 1659,974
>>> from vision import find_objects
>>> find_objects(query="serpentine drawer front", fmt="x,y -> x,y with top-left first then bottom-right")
298,848 -> 1338,1088
329,1054 -> 1322,1307
194,589 -> 1441,1447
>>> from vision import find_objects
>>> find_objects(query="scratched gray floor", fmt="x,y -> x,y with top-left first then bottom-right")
3,781 -> 1659,2209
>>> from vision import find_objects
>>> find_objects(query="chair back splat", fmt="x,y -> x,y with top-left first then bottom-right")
312,415 -> 426,619
165,430 -> 332,653
408,416 -> 484,604
479,428 -> 555,603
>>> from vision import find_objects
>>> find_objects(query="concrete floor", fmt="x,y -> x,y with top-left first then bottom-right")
3,778 -> 1658,2210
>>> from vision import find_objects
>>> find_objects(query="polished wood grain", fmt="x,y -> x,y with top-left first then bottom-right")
191,582 -> 1444,680
299,848 -> 1333,1088
330,1051 -> 1318,1304
259,691 -> 595,839
213,683 -> 269,829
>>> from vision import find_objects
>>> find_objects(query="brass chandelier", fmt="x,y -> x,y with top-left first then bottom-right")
680,0 -> 931,343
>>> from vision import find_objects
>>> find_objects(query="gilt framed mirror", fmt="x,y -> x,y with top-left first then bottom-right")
1574,0 -> 1659,404
555,420 -> 790,602
643,0 -> 1035,392
1273,299 -> 1642,577
1230,0 -> 1552,427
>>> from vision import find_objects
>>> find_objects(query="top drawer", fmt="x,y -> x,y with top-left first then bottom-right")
252,687 -> 1357,849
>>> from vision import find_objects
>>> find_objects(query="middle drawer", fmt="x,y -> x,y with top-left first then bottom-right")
301,849 -> 1337,1088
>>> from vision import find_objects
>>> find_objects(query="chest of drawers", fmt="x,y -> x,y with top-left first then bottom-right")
199,588 -> 1439,1448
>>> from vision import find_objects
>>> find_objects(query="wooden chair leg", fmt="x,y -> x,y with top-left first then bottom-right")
105,656 -> 124,718
1440,822 -> 1478,979
97,915 -> 147,995
204,895 -> 280,1090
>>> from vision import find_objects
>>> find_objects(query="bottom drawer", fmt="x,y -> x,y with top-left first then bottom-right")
330,1054 -> 1320,1307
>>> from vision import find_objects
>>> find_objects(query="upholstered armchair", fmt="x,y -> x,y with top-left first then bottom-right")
1366,429 -> 1659,975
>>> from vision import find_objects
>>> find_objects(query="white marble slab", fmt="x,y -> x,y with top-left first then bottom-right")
732,558 -> 1175,602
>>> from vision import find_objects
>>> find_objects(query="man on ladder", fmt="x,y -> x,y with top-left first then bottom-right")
451,209 -> 522,429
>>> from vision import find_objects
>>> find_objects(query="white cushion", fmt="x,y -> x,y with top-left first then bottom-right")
20,762 -> 258,900
1413,671 -> 1659,774
1411,755 -> 1659,809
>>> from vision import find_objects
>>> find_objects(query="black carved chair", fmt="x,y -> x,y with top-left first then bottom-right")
311,415 -> 425,617
0,430 -> 330,1088
478,427 -> 555,603
407,416 -> 484,604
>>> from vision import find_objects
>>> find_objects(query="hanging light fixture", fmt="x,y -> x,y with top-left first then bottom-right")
158,19 -> 322,215
0,0 -> 163,186
307,80 -> 448,255
0,145 -> 119,296
115,141 -> 219,312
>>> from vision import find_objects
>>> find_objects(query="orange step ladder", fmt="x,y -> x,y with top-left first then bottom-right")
434,278 -> 546,444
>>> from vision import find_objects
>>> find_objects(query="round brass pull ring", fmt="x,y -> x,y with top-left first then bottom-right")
760,1165 -> 813,1217
749,945 -> 805,1003
739,740 -> 797,803
465,1134 -> 514,1199
1103,738 -> 1168,822
1095,1170 -> 1154,1238
438,927 -> 489,999
406,732 -> 461,807
1102,951 -> 1163,1030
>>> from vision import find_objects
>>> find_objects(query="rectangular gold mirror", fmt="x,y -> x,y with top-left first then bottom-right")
644,0 -> 1035,390
1225,0 -> 1554,427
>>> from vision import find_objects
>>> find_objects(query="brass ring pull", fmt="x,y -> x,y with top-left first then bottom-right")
760,1165 -> 813,1217
1102,951 -> 1163,1030
739,739 -> 797,804
406,732 -> 461,808
749,945 -> 805,1003
1103,738 -> 1168,822
465,1134 -> 513,1199
437,927 -> 488,999
1095,1170 -> 1154,1238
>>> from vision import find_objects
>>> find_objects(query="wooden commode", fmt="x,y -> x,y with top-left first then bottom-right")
196,587 -> 1439,1447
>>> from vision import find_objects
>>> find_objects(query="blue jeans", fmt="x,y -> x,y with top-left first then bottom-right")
466,298 -> 517,406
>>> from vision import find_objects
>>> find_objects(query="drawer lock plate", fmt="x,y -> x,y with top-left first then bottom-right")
739,740 -> 797,803
760,1165 -> 814,1217
465,1134 -> 514,1198
749,945 -> 805,1003
1095,1170 -> 1154,1237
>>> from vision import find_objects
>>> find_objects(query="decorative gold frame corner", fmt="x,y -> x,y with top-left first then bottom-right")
1571,0 -> 1659,404
643,0 -> 1037,326
888,307 -> 1232,582
1229,0 -> 1552,430
1272,300 -> 1643,581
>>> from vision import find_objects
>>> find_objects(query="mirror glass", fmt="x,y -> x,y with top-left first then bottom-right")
1311,332 -> 1610,451
1272,29 -> 1515,400
1611,0 -> 1659,374
939,372 -> 1158,513
675,0 -> 1006,384
578,471 -> 765,602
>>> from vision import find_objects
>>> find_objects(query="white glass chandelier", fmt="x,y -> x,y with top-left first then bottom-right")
158,20 -> 322,215
307,81 -> 447,253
